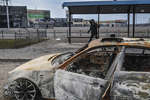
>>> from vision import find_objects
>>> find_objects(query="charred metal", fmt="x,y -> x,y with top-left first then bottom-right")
3,38 -> 150,100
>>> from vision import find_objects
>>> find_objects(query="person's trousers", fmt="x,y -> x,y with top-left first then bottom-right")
88,34 -> 98,43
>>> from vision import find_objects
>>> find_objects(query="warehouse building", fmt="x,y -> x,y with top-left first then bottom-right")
0,6 -> 28,28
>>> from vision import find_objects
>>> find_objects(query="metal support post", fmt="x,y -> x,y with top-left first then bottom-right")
133,6 -> 135,38
6,0 -> 10,28
68,9 -> 72,43
98,13 -> 100,38
128,6 -> 130,37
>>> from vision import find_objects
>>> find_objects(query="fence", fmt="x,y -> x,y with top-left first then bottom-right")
0,26 -> 150,40
46,26 -> 150,39
0,28 -> 47,41
0,29 -> 47,48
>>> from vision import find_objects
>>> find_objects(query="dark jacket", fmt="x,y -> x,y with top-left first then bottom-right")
88,23 -> 98,35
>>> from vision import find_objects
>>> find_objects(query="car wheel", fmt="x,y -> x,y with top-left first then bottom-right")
13,78 -> 42,100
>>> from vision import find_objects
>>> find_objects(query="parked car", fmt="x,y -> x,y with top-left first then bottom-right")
3,38 -> 150,100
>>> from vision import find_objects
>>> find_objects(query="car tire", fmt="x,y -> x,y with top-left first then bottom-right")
13,78 -> 42,100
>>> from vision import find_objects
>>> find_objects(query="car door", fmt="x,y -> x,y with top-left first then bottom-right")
54,70 -> 108,100
54,46 -> 121,100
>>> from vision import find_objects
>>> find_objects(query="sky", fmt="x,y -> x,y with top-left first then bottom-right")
9,0 -> 150,23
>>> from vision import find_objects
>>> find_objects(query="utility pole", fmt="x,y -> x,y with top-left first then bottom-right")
6,0 -> 10,28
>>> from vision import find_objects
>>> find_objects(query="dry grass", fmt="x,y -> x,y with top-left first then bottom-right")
0,39 -> 47,49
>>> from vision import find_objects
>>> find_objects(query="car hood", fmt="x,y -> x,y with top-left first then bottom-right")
112,71 -> 150,100
9,53 -> 60,74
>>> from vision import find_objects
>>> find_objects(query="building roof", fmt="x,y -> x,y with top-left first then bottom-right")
63,0 -> 150,14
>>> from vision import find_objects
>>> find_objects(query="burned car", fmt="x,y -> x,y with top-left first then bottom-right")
3,38 -> 150,100
3,52 -> 74,100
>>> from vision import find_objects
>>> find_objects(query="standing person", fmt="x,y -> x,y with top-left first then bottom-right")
88,19 -> 99,42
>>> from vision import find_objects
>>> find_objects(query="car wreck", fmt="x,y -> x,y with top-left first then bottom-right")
3,37 -> 150,100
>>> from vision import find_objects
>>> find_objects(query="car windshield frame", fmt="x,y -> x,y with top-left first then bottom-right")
51,52 -> 74,67
65,45 -> 124,79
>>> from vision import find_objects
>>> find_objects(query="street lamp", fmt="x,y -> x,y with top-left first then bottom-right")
0,0 -> 10,28
6,0 -> 10,28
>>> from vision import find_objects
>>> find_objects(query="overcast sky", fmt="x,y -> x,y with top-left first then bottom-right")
10,0 -> 150,23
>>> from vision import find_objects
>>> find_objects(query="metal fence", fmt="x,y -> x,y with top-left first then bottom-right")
0,29 -> 47,41
46,27 -> 150,39
1,27 -> 150,41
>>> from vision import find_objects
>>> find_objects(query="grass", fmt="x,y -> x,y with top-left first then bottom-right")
0,39 -> 46,49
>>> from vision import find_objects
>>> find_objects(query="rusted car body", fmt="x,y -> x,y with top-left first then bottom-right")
3,38 -> 150,100
4,52 -> 74,100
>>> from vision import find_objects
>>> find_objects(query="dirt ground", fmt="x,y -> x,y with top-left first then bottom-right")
0,38 -> 85,99
0,61 -> 25,100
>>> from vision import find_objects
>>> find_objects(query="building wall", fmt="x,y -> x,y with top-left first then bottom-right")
27,9 -> 51,28
0,6 -> 28,28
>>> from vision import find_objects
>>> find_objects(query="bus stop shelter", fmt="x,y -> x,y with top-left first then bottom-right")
63,0 -> 150,43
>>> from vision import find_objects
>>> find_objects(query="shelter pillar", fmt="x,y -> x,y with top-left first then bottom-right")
133,6 -> 135,38
98,13 -> 100,38
128,6 -> 130,37
68,8 -> 72,43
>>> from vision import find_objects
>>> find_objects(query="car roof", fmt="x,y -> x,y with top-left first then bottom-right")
88,38 -> 150,49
